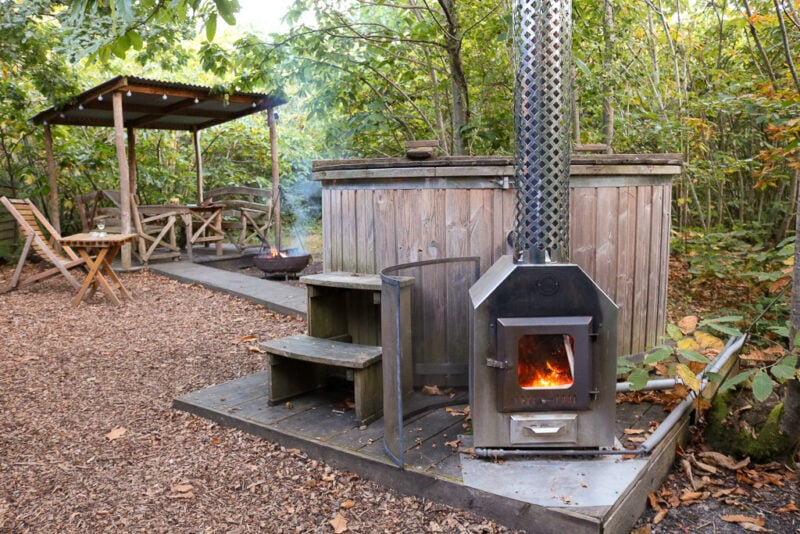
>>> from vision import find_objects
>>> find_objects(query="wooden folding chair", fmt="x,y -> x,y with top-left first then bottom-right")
1,196 -> 86,292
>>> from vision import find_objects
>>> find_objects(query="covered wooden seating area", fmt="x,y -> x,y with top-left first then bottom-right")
31,76 -> 287,269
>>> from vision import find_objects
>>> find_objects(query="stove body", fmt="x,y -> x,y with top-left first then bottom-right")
470,257 -> 617,449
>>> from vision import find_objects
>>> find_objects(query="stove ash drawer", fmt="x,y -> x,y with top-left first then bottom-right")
509,413 -> 578,445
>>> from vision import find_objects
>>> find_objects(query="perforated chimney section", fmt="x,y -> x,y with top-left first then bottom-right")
513,0 -> 573,264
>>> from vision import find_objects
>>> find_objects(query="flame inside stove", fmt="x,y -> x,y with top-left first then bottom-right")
517,334 -> 575,389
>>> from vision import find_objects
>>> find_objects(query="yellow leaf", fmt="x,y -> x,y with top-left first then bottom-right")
340,500 -> 356,510
247,345 -> 266,353
694,331 -> 723,350
330,512 -> 348,534
676,364 -> 701,392
677,315 -> 699,334
677,337 -> 700,351
235,334 -> 259,344
783,255 -> 794,266
104,427 -> 127,441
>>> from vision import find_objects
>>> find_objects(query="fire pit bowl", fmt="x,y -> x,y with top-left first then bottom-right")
253,249 -> 312,275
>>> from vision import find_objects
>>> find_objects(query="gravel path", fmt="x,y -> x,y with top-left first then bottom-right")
0,268 -> 515,533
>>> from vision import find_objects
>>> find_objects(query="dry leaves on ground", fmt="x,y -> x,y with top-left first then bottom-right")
0,268 -> 514,533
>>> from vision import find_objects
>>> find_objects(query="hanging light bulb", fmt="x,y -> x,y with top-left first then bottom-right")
98,95 -> 103,101
162,94 -> 167,100
194,97 -> 199,104
126,90 -> 132,97
78,104 -> 84,110
43,120 -> 48,126
59,113 -> 65,118
252,102 -> 256,108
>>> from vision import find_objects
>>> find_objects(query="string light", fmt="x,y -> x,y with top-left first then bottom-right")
252,102 -> 256,108
98,95 -> 103,101
194,98 -> 199,104
162,94 -> 167,100
126,90 -> 132,97
43,120 -> 48,125
78,104 -> 84,110
59,113 -> 65,118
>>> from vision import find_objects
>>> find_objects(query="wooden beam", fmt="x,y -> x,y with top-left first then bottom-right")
113,91 -> 132,269
127,127 -> 137,199
268,107 -> 281,250
193,129 -> 204,203
42,123 -> 60,234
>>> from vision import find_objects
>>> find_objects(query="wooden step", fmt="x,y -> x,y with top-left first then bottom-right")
261,334 -> 383,424
260,334 -> 381,369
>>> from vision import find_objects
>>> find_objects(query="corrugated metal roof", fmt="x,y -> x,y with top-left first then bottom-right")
31,75 -> 287,131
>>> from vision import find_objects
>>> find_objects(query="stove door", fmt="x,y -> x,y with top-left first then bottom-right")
496,316 -> 593,412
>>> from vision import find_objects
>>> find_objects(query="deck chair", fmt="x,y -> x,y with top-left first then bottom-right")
1,196 -> 85,292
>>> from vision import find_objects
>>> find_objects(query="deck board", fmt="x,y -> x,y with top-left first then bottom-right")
174,373 -> 689,533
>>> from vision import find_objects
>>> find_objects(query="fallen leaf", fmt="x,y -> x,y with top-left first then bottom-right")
698,451 -> 749,471
739,524 -> 770,532
445,439 -> 462,449
653,509 -> 668,525
421,385 -> 453,396
104,427 -> 127,441
247,345 -> 266,353
171,484 -> 194,493
631,525 -> 652,534
694,331 -> 724,350
774,501 -> 799,513
677,315 -> 699,334
20,355 -> 40,362
624,428 -> 646,435
330,512 -> 347,534
234,334 -> 258,344
677,337 -> 700,352
680,490 -> 704,501
720,515 -> 765,527
340,500 -> 356,510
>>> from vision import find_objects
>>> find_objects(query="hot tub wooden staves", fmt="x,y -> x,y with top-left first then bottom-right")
313,154 -> 681,360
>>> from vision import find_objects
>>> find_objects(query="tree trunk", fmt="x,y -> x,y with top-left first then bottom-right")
438,0 -> 470,155
783,166 -> 800,452
602,0 -> 614,152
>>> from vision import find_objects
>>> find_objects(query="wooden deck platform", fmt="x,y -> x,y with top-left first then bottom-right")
174,374 -> 685,533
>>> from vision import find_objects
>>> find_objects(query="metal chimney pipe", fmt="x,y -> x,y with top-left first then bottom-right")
512,0 -> 573,264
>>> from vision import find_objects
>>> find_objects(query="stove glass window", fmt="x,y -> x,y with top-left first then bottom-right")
517,334 -> 575,389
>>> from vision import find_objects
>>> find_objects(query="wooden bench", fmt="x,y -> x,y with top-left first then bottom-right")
261,334 -> 383,424
204,186 -> 272,251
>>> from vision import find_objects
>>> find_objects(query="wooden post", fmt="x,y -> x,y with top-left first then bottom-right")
127,127 -> 137,199
193,129 -> 204,203
268,107 -> 281,250
43,124 -> 60,234
113,91 -> 132,269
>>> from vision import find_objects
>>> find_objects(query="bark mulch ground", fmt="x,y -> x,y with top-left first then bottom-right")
0,267 -> 515,533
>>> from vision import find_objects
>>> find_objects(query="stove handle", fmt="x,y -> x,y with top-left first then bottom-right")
485,358 -> 509,370
525,424 -> 565,435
